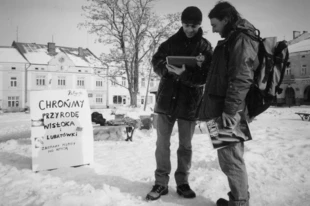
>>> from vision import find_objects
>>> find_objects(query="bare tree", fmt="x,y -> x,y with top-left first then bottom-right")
79,0 -> 179,107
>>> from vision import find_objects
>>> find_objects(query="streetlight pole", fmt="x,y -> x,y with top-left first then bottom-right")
144,65 -> 152,111
99,62 -> 110,108
106,65 -> 109,107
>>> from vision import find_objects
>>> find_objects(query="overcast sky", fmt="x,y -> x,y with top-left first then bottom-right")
0,0 -> 309,57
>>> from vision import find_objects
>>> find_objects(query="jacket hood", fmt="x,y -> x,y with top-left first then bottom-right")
220,19 -> 257,42
233,19 -> 257,34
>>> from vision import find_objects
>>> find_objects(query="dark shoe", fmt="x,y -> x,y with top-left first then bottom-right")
145,185 -> 168,201
216,198 -> 228,206
176,184 -> 196,198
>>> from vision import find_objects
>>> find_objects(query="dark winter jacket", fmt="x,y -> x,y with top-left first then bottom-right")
152,27 -> 212,120
198,19 -> 259,120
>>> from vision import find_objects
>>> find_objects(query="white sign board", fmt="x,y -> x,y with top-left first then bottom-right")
30,89 -> 94,172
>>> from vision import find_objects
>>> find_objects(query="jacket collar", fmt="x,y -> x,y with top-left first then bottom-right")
216,18 -> 256,46
173,27 -> 203,43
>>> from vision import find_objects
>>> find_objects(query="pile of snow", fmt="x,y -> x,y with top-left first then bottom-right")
0,106 -> 310,206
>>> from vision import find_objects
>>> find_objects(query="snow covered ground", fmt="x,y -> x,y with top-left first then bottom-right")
0,106 -> 310,206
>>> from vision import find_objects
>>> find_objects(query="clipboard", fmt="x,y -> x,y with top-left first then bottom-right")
166,56 -> 197,67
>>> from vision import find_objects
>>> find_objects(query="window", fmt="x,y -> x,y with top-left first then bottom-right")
8,96 -> 19,107
141,96 -> 153,104
35,68 -> 38,70
141,78 -> 145,87
36,75 -> 46,86
286,68 -> 291,75
96,80 -> 103,87
11,67 -> 16,70
111,80 -> 116,86
122,77 -> 126,86
113,95 -> 123,104
77,77 -> 85,87
150,78 -> 154,87
58,76 -> 66,86
10,77 -> 17,87
301,65 -> 307,75
96,94 -> 103,104
141,96 -> 145,104
147,96 -> 153,104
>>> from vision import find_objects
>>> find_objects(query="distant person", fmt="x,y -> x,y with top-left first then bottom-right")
145,6 -> 213,201
198,1 -> 259,206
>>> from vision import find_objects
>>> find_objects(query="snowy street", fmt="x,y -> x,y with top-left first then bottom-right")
0,106 -> 310,206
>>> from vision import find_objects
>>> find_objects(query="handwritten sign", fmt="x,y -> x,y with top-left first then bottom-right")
30,89 -> 93,172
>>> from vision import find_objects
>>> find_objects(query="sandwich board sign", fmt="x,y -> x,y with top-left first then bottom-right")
30,89 -> 94,172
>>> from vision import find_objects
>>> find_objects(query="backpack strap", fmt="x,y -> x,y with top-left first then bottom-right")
236,28 -> 273,85
275,42 -> 289,94
223,28 -> 256,64
237,27 -> 262,42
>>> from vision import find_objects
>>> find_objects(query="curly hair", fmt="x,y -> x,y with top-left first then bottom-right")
208,1 -> 241,23
208,1 -> 242,37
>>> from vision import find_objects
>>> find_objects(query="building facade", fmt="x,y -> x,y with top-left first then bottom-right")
278,33 -> 310,106
0,41 -> 159,112
0,46 -> 29,111
0,42 -> 108,112
108,74 -> 159,109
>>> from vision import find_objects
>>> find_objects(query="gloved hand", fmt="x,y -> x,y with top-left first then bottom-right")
166,64 -> 186,76
222,112 -> 240,128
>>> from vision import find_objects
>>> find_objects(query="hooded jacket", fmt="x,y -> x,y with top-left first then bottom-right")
152,27 -> 212,120
198,19 -> 259,120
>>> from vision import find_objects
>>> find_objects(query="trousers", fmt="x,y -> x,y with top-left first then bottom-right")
154,113 -> 196,186
218,142 -> 250,206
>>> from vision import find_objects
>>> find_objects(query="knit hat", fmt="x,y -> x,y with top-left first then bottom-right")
181,6 -> 202,25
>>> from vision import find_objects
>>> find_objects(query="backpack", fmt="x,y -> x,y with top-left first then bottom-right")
91,112 -> 106,126
237,28 -> 289,118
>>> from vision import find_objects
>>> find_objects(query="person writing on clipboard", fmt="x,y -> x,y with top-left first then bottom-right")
146,6 -> 212,201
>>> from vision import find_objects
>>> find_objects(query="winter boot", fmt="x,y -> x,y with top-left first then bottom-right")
216,198 -> 228,206
176,184 -> 196,198
146,185 -> 168,201
217,192 -> 249,206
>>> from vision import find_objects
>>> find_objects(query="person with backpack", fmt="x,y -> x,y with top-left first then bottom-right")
145,6 -> 213,201
198,1 -> 260,206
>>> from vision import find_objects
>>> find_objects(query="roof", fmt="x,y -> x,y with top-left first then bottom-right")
288,38 -> 310,53
12,42 -> 103,67
0,46 -> 28,63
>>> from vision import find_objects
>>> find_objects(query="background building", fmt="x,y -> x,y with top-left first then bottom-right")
0,41 -> 159,112
0,41 -> 107,112
0,46 -> 29,111
107,74 -> 159,109
279,31 -> 310,105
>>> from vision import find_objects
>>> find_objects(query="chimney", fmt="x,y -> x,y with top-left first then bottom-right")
293,31 -> 301,39
78,47 -> 84,56
47,42 -> 56,54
